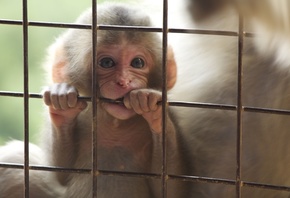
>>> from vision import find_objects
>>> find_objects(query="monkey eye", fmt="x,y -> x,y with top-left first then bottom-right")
99,57 -> 115,68
131,58 -> 145,69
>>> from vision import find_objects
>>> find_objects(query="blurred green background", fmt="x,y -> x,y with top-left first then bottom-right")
0,0 -> 131,145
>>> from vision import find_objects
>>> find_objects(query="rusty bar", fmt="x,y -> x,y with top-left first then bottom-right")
169,175 -> 237,186
161,0 -> 169,198
243,106 -> 290,116
0,19 -> 259,38
97,170 -> 161,179
22,0 -> 29,197
169,175 -> 290,193
167,101 -> 237,110
0,91 -> 92,101
3,91 -> 290,116
91,1 -> 98,197
169,28 -> 238,37
236,12 -> 244,198
243,181 -> 290,192
0,19 -> 91,29
98,24 -> 162,32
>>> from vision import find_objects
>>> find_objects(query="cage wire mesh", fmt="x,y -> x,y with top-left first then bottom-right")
0,0 -> 290,198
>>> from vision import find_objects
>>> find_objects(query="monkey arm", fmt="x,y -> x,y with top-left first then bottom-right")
150,113 -> 184,197
122,88 -> 181,171
43,83 -> 87,185
150,113 -> 180,169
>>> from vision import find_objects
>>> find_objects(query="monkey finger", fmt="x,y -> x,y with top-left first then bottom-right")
58,84 -> 75,110
129,91 -> 143,114
58,94 -> 69,110
137,91 -> 150,113
67,90 -> 79,108
123,95 -> 132,110
50,92 -> 61,110
43,90 -> 52,106
148,91 -> 161,111
50,83 -> 68,110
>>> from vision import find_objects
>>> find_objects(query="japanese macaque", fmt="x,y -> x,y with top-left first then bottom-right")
42,3 -> 182,198
0,140 -> 64,198
0,3 -> 184,198
43,4 -> 181,198
165,0 -> 290,197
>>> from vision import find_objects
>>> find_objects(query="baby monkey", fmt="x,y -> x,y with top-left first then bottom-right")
41,3 -> 182,198
0,3 -> 183,198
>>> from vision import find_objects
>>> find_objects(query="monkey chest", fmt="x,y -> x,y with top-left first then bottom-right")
97,146 -> 151,172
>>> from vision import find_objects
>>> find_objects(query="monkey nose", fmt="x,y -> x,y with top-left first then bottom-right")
116,79 -> 131,88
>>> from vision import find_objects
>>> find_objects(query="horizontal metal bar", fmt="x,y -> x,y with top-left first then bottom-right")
0,91 -> 43,99
2,162 -> 290,192
0,19 -> 257,37
243,181 -> 290,192
98,25 -> 162,32
98,170 -> 161,179
169,28 -> 238,37
0,19 -> 162,32
0,162 -> 91,174
0,19 -> 91,29
0,162 -> 24,169
0,19 -> 22,25
2,91 -> 290,115
169,175 -> 290,193
0,91 -> 91,101
169,175 -> 236,186
244,106 -> 290,116
0,162 -> 160,179
168,101 -> 237,110
0,91 -> 237,110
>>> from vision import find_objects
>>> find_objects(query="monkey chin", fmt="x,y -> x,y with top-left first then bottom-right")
102,102 -> 137,120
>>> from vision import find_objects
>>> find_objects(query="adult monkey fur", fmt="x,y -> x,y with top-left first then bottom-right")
0,3 -> 184,198
165,0 -> 290,197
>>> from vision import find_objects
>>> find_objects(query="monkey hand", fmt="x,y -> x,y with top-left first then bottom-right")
43,83 -> 87,128
123,89 -> 162,134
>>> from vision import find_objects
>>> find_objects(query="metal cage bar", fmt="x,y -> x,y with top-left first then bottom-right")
91,1 -> 98,197
236,12 -> 244,198
22,0 -> 30,197
161,1 -> 169,197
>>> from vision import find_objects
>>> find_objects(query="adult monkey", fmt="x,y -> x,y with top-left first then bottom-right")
0,3 -> 184,198
165,0 -> 290,197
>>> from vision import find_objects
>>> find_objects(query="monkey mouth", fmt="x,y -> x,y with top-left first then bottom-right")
99,97 -> 124,105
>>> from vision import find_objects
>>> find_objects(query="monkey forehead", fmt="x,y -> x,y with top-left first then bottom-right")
96,32 -> 161,65
76,3 -> 162,49
97,29 -> 159,43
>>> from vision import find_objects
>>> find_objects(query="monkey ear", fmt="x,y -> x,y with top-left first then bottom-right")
166,46 -> 177,90
48,41 -> 67,83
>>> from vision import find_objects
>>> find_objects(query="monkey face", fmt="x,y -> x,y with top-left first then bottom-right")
96,44 -> 154,120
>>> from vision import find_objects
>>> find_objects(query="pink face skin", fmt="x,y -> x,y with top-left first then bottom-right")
97,44 -> 154,120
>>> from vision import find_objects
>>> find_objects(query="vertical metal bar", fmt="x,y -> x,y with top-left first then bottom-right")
22,0 -> 29,197
161,0 -> 169,198
236,12 -> 244,198
91,0 -> 98,197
